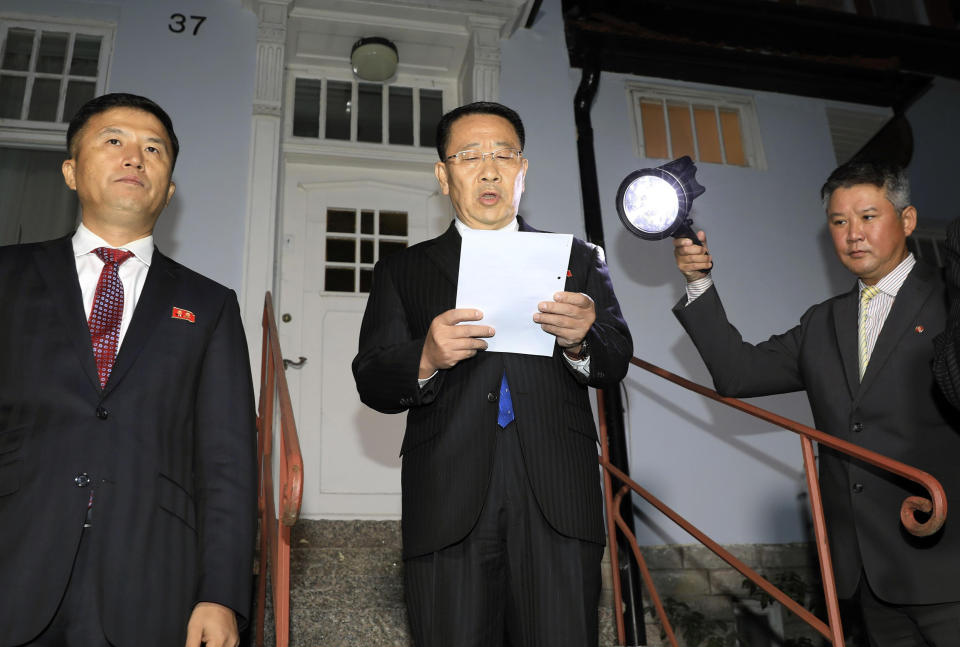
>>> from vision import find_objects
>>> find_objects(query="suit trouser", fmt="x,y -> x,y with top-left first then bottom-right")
404,421 -> 604,647
858,572 -> 960,647
19,526 -> 111,647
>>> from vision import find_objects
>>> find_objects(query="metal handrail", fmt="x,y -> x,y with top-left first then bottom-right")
255,292 -> 304,647
600,355 -> 948,647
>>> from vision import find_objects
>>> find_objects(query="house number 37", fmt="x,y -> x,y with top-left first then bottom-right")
169,14 -> 207,35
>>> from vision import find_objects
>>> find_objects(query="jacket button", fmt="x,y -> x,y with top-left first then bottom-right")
75,473 -> 91,488
852,422 -> 863,433
487,392 -> 498,403
852,483 -> 864,493
96,407 -> 108,420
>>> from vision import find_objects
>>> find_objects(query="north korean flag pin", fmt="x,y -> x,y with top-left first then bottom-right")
915,325 -> 924,334
172,307 -> 196,323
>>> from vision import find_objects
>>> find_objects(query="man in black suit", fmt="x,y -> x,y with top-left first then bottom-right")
0,93 -> 257,647
673,160 -> 960,646
352,102 -> 632,646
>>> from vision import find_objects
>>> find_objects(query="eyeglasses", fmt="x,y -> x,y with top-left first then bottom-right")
444,148 -> 523,167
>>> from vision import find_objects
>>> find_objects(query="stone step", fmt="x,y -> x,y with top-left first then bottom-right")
254,519 -> 623,646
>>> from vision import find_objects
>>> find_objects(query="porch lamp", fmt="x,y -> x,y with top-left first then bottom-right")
350,37 -> 398,82
615,156 -> 706,246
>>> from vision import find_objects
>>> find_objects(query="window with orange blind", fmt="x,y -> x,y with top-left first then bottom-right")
629,85 -> 765,170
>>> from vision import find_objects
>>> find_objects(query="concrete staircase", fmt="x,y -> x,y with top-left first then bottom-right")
255,519 -> 620,646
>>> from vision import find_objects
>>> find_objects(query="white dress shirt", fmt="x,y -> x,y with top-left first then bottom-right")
72,222 -> 154,348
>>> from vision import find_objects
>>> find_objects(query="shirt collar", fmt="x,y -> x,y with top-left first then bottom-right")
453,216 -> 519,236
72,222 -> 154,266
858,253 -> 915,298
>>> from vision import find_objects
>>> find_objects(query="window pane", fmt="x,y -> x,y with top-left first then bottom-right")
693,106 -> 723,164
325,80 -> 351,140
326,238 -> 355,263
0,75 -> 26,118
293,78 -> 321,138
379,241 -> 407,259
640,101 -> 668,159
325,268 -> 354,292
63,80 -> 94,122
37,32 -> 68,74
719,109 -> 747,166
28,78 -> 60,121
357,83 -> 382,143
419,89 -> 442,149
360,269 -> 373,293
70,35 -> 101,76
327,209 -> 355,233
360,239 -> 373,263
361,210 -> 374,234
379,211 -> 407,236
388,86 -> 413,145
2,29 -> 34,71
667,103 -> 695,160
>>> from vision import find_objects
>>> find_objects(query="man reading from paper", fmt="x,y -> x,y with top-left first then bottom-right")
352,101 -> 632,647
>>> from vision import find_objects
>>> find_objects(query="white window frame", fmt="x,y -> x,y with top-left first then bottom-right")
627,82 -> 767,171
0,16 -> 114,150
323,206 -> 409,294
283,67 -> 455,166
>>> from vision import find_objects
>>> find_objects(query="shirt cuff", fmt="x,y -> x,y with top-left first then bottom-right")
685,276 -> 714,305
418,371 -> 438,388
563,353 -> 590,377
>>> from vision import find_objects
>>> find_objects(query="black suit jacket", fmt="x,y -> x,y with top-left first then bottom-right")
352,217 -> 632,558
0,236 -> 257,647
674,262 -> 960,604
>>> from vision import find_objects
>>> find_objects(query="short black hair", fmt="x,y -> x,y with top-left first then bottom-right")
820,159 -> 910,214
66,93 -> 179,168
435,101 -> 525,160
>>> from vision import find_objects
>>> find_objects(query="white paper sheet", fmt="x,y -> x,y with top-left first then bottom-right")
456,229 -> 573,356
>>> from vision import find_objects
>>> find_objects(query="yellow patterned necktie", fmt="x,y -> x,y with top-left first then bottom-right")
858,285 -> 880,381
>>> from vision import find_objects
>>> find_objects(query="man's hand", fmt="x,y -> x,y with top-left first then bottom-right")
534,292 -> 595,354
674,230 -> 713,282
184,602 -> 239,647
420,308 -> 495,378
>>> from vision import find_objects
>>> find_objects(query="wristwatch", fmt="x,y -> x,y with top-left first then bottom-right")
563,338 -> 589,361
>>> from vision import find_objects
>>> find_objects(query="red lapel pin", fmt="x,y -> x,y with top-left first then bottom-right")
915,325 -> 924,334
172,307 -> 196,323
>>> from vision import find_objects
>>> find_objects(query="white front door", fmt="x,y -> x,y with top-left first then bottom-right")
278,163 -> 449,518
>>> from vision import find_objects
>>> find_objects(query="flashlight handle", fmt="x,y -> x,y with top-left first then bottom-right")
675,221 -> 712,275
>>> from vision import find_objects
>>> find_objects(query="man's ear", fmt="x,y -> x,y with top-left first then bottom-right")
165,181 -> 176,207
62,159 -> 77,191
434,161 -> 449,195
902,205 -> 917,237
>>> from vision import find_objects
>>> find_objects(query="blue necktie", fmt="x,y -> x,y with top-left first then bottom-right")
497,373 -> 514,427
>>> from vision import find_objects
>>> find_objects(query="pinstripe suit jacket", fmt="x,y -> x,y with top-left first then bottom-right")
352,217 -> 632,558
675,262 -> 960,604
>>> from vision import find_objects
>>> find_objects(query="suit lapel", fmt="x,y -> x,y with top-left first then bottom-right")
32,237 -> 102,392
103,250 -> 177,396
833,284 -> 861,398
425,221 -> 461,288
858,263 -> 935,395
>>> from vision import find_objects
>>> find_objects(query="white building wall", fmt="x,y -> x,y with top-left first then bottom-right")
4,0 -> 257,292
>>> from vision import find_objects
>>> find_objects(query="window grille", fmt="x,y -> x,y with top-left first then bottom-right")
324,207 -> 408,293
0,19 -> 113,126
628,84 -> 765,170
292,76 -> 442,149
